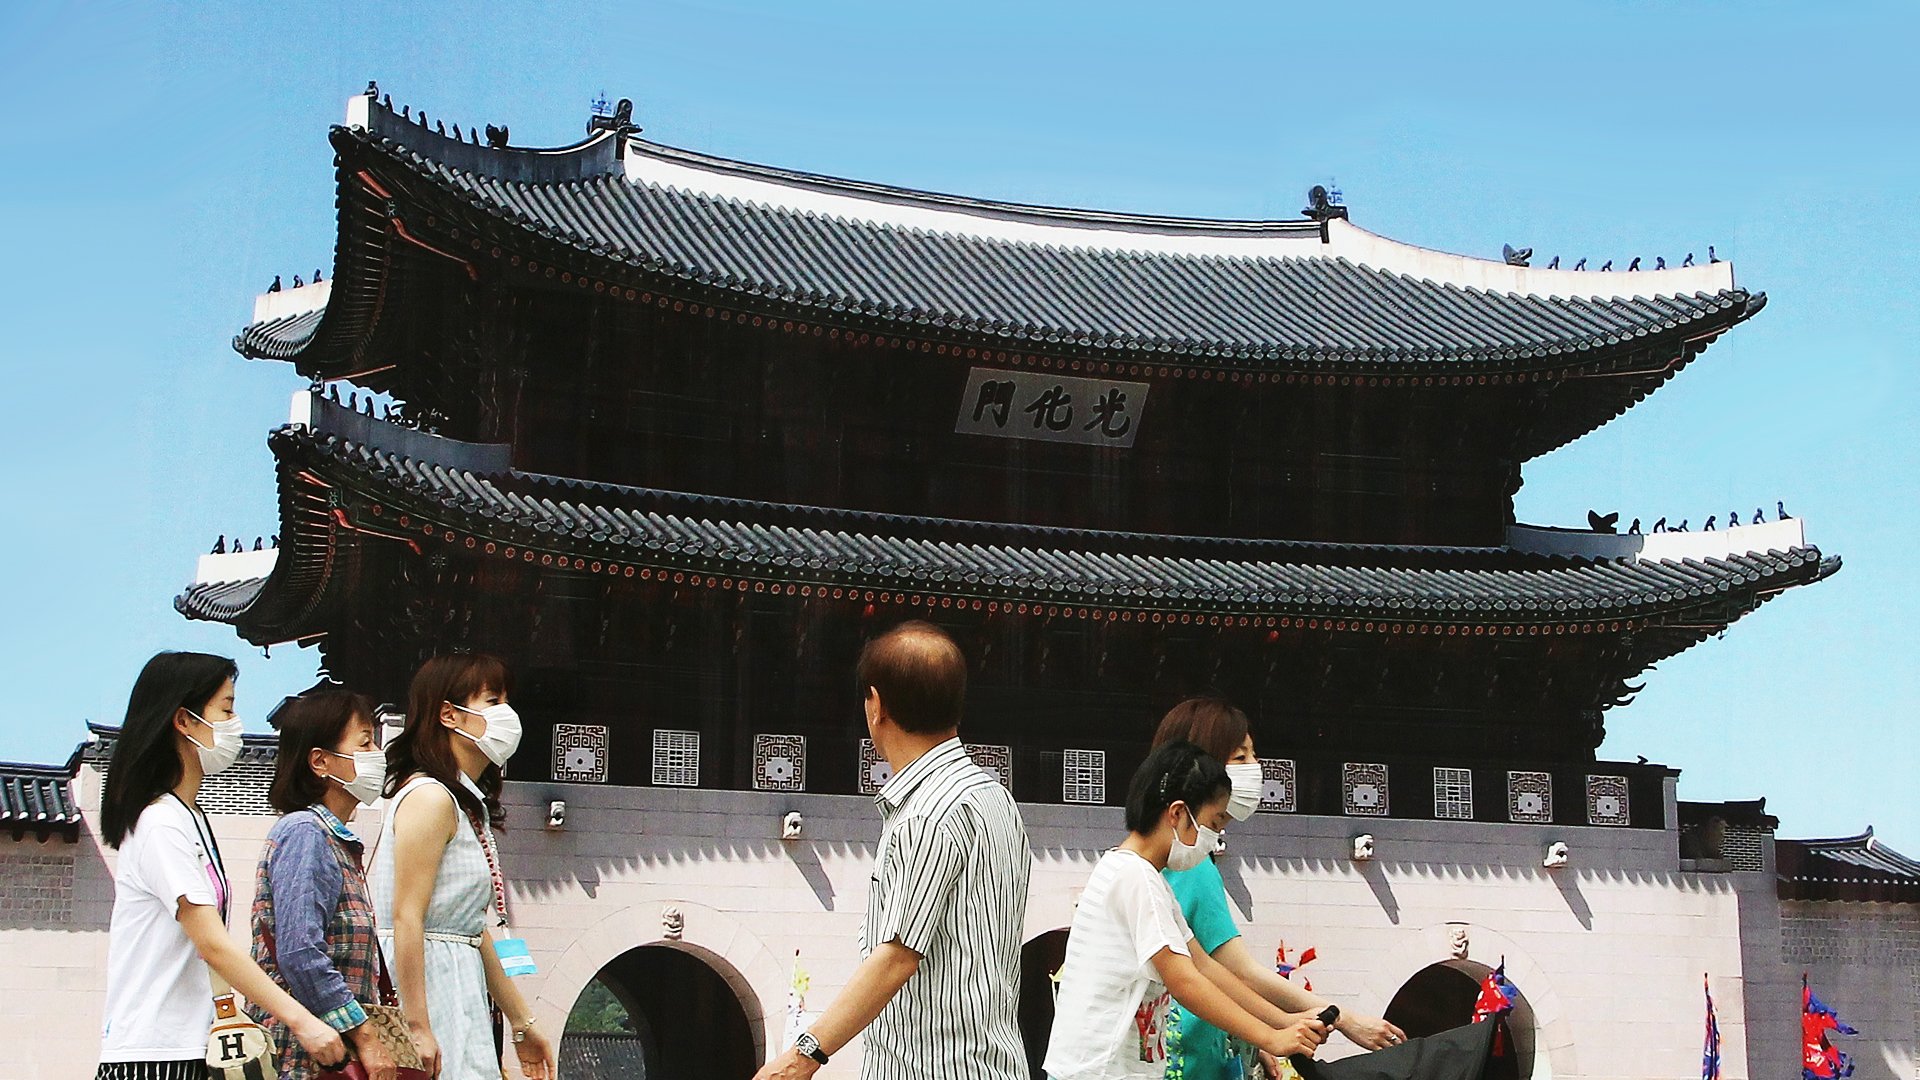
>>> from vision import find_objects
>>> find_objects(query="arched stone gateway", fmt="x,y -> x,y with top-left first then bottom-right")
1018,928 -> 1071,1075
561,943 -> 758,1080
1383,960 -> 1536,1080
537,901 -> 780,1077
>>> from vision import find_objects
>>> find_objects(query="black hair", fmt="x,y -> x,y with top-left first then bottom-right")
100,651 -> 239,848
269,687 -> 376,814
855,621 -> 967,735
1124,740 -> 1230,834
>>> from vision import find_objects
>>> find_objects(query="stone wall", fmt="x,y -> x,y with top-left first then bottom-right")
12,765 -> 1914,1080
1778,900 -> 1920,1080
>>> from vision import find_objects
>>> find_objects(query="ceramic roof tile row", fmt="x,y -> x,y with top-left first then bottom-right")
0,764 -> 80,827
197,428 -> 1833,623
234,126 -> 1760,368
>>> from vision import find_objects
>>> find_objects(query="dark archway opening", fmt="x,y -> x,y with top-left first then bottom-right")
561,944 -> 756,1080
1018,929 -> 1070,1078
1382,960 -> 1534,1080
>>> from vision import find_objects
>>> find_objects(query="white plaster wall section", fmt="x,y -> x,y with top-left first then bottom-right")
622,146 -> 1734,297
195,547 -> 279,585
533,900 -> 782,1070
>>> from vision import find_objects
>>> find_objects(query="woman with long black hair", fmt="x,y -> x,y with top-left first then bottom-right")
96,651 -> 346,1080
369,654 -> 553,1080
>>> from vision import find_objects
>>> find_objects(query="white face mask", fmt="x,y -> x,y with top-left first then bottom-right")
1225,762 -> 1263,821
1168,807 -> 1222,873
451,703 -> 522,768
326,749 -> 387,806
184,710 -> 245,776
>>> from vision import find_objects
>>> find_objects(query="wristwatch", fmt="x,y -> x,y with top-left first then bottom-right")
796,1031 -> 829,1065
512,1016 -> 536,1044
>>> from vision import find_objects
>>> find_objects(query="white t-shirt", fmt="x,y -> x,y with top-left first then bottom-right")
1044,848 -> 1196,1080
99,796 -> 229,1062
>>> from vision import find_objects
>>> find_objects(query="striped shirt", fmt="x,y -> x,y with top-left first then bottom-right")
860,738 -> 1031,1080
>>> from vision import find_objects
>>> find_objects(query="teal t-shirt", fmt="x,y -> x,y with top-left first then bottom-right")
1163,858 -> 1243,1080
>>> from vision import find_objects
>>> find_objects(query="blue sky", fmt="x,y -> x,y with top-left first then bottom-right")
1,2 -> 1913,843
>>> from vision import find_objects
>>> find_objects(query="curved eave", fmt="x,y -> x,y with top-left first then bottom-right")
242,121 -> 1763,387
263,425 -> 1835,628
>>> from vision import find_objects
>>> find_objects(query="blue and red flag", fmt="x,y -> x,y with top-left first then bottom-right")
1472,959 -> 1519,1057
1702,974 -> 1721,1080
1802,975 -> 1856,1080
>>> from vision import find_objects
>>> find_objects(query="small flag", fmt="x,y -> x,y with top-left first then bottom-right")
1472,958 -> 1519,1057
1703,974 -> 1721,1080
1275,941 -> 1317,979
1801,975 -> 1856,1080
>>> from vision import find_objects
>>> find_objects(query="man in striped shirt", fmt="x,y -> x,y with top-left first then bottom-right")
753,622 -> 1031,1080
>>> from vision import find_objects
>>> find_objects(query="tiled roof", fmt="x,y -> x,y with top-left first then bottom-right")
179,424 -> 1837,631
557,1035 -> 650,1080
0,761 -> 80,832
176,576 -> 269,622
246,124 -> 1760,372
234,308 -> 325,362
1778,828 -> 1920,901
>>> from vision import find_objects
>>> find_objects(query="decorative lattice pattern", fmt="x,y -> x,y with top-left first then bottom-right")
650,730 -> 700,788
858,739 -> 894,795
1342,763 -> 1389,817
753,734 -> 807,792
1433,767 -> 1475,820
1585,774 -> 1629,826
552,724 -> 610,783
966,744 -> 1013,791
1062,750 -> 1105,805
1508,771 -> 1553,824
1258,759 -> 1297,814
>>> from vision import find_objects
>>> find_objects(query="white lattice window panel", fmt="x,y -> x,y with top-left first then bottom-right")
1585,774 -> 1629,826
1433,767 -> 1474,820
1508,771 -> 1553,824
858,739 -> 895,795
1258,758 -> 1296,814
753,734 -> 806,792
651,730 -> 700,787
1343,763 -> 1389,817
1062,750 -> 1105,805
552,724 -> 609,784
966,744 -> 1013,791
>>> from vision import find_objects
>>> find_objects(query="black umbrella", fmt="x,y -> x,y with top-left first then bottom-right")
1290,1019 -> 1498,1080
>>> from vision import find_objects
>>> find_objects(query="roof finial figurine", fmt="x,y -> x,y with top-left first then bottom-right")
1655,256 -> 1666,270
271,534 -> 280,548
211,536 -> 226,554
435,119 -> 446,136
1586,509 -> 1620,534
364,397 -> 375,416
1683,252 -> 1695,267
348,390 -> 357,410
1653,517 -> 1667,533
314,268 -> 323,283
1600,260 -> 1613,272
1628,518 -> 1641,535
1502,244 -> 1533,267
417,110 -> 428,128
365,80 -> 379,98
1574,257 -> 1588,271
1301,185 -> 1347,222
1778,500 -> 1791,520
1628,257 -> 1642,271
1547,255 -> 1560,269
1703,515 -> 1717,531
400,104 -> 409,119
253,537 -> 264,551
1729,510 -> 1740,527
327,384 -> 340,404
381,94 -> 392,110
1709,245 -> 1719,263
1675,519 -> 1688,531
293,274 -> 303,288
486,123 -> 510,148
268,275 -> 282,293
1754,506 -> 1765,524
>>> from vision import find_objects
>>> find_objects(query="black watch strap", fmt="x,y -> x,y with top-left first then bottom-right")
797,1032 -> 829,1065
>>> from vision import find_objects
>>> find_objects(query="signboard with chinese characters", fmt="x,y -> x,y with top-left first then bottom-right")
954,367 -> 1149,448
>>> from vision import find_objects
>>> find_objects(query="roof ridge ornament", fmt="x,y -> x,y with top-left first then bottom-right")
1302,184 -> 1349,223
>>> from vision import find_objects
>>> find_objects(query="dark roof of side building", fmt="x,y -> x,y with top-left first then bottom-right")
1778,828 -> 1920,902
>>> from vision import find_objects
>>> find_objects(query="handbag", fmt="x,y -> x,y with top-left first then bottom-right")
262,924 -> 430,1080
206,991 -> 278,1080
